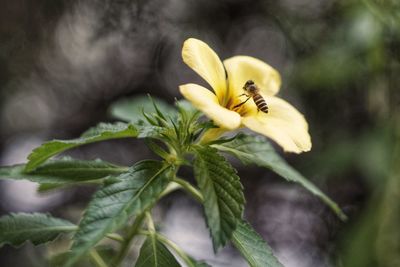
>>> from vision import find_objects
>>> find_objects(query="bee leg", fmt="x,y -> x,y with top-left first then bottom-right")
233,96 -> 251,109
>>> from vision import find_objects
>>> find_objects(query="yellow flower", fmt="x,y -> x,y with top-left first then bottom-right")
179,38 -> 311,153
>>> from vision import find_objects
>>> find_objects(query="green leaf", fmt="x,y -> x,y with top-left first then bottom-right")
193,146 -> 245,251
0,213 -> 76,247
213,134 -> 347,220
232,221 -> 283,267
110,95 -> 176,124
0,158 -> 128,190
65,160 -> 172,266
25,122 -> 138,172
135,235 -> 181,267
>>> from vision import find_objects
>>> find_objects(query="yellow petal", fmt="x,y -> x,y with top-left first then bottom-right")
182,38 -> 227,102
199,128 -> 228,144
179,83 -> 241,130
223,56 -> 281,99
242,96 -> 311,153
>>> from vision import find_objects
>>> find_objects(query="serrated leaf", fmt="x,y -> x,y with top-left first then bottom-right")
34,157 -> 128,191
65,160 -> 172,266
25,122 -> 138,172
0,213 -> 76,247
110,95 -> 176,124
0,158 -> 127,190
213,134 -> 346,220
135,235 -> 181,267
193,146 -> 245,251
232,221 -> 283,267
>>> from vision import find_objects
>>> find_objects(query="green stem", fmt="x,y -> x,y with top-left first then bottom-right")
112,213 -> 146,267
156,234 -> 196,267
111,163 -> 187,266
145,211 -> 156,232
105,233 -> 124,243
90,249 -> 108,267
159,181 -> 181,198
138,230 -> 150,235
173,177 -> 204,203
112,164 -> 175,266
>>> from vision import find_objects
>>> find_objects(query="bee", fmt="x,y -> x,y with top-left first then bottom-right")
233,80 -> 268,113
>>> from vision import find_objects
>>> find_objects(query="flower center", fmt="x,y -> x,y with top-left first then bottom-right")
226,80 -> 268,116
230,97 -> 249,116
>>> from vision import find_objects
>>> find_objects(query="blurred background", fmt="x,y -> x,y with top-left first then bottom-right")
0,0 -> 399,266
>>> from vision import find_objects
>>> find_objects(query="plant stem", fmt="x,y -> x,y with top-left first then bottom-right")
159,181 -> 181,198
112,167 -> 186,266
173,177 -> 204,203
112,165 -> 178,266
112,213 -> 146,267
90,249 -> 108,267
105,233 -> 124,243
145,211 -> 156,232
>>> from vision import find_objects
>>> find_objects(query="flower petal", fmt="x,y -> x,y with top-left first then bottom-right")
199,128 -> 228,144
242,96 -> 311,153
182,38 -> 227,102
179,83 -> 241,130
223,56 -> 281,98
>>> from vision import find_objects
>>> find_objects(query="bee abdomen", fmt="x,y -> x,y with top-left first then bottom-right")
253,94 -> 268,113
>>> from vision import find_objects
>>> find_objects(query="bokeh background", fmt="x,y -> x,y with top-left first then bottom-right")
0,0 -> 399,266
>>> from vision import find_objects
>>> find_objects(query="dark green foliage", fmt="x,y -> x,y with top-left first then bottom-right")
232,221 -> 283,267
135,235 -> 180,267
0,94 -> 350,267
0,157 -> 128,191
65,160 -> 172,266
25,122 -> 138,172
193,145 -> 245,251
214,134 -> 346,220
0,213 -> 76,247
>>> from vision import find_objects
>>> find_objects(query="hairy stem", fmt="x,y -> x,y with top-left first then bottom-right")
112,213 -> 146,267
159,181 -> 181,198
112,177 -> 180,266
105,233 -> 124,243
173,177 -> 204,203
145,212 -> 156,232
90,249 -> 108,267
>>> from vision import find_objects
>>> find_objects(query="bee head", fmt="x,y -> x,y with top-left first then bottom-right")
243,80 -> 257,93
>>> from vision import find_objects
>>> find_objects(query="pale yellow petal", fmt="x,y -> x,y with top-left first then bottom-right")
223,56 -> 281,99
182,38 -> 227,102
179,83 -> 241,130
241,96 -> 311,153
199,128 -> 228,144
